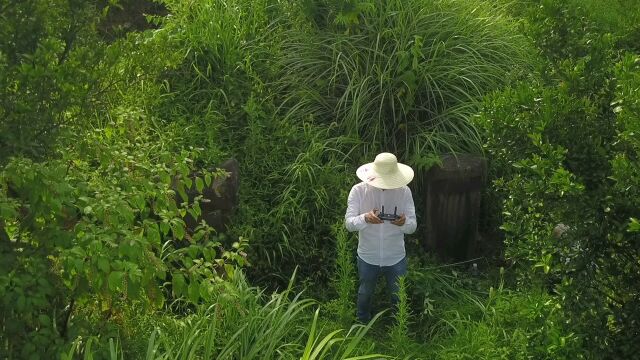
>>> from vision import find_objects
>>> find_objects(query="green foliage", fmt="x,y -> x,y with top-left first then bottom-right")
123,0 -> 533,289
558,52 -> 640,357
520,2 -> 618,188
408,262 -> 582,359
228,104 -> 354,285
301,309 -> 385,360
0,119 -> 244,357
149,0 -> 277,162
61,336 -> 124,360
475,2 -> 640,356
279,0 -> 530,159
0,0 -> 107,160
142,270 -> 386,359
568,0 -> 640,52
300,0 -> 375,30
147,271 -> 311,359
511,1 -> 619,136
478,84 -> 586,277
389,276 -> 411,353
425,289 -> 582,359
132,0 -> 350,285
5,0 -> 639,357
331,221 -> 356,325
523,0 -> 605,63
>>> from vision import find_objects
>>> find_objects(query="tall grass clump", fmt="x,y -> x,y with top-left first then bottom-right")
276,0 -> 531,162
300,310 -> 387,360
137,269 -> 387,359
406,260 -> 583,358
146,270 -> 313,359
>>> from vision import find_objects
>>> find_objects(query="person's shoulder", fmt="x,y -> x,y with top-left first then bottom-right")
349,182 -> 368,193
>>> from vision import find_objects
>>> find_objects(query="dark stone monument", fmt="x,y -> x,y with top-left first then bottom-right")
180,159 -> 240,234
98,0 -> 168,41
424,154 -> 487,261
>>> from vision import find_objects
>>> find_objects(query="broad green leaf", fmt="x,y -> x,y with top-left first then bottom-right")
160,222 -> 170,236
150,289 -> 165,309
146,222 -> 161,246
172,220 -> 185,240
172,272 -> 186,296
177,182 -> 188,203
184,177 -> 193,190
224,264 -> 235,279
108,271 -> 124,292
97,258 -> 110,273
127,277 -> 141,298
131,194 -> 145,210
195,177 -> 204,193
188,282 -> 200,303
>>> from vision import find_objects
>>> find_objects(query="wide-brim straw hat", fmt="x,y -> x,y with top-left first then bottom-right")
356,152 -> 414,189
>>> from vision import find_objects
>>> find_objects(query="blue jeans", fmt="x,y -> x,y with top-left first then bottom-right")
356,256 -> 408,323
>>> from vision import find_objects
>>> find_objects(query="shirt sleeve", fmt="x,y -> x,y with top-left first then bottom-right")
345,185 -> 367,232
400,187 -> 417,234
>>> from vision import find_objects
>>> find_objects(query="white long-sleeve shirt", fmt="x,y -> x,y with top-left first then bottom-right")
345,182 -> 417,266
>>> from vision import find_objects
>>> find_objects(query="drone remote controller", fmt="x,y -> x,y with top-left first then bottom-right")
378,206 -> 400,221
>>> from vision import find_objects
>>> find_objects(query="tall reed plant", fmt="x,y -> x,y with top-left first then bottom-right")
389,276 -> 412,353
331,221 -> 356,325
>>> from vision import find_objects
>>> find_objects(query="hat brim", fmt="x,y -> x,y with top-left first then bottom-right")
356,162 -> 414,189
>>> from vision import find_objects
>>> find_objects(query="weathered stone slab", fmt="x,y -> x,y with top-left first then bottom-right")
423,154 -> 487,261
180,159 -> 240,234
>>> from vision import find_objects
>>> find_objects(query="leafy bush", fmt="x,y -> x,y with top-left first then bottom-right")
557,53 -> 640,357
475,2 -> 640,356
0,0 -> 107,160
6,0 -> 639,357
477,84 -> 586,279
0,118 -> 244,357
129,0 -> 345,285
568,0 -> 640,52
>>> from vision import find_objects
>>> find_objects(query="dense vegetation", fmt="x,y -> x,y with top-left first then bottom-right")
1,0 -> 639,358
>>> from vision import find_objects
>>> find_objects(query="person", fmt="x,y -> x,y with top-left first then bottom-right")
345,152 -> 417,323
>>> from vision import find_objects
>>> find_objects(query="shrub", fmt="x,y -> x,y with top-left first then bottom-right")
556,53 -> 640,357
0,0 -> 107,160
0,118 -> 245,357
477,84 -> 587,280
475,2 -> 640,355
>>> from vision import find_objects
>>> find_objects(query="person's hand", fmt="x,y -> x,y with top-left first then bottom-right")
391,213 -> 406,226
364,209 -> 383,224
